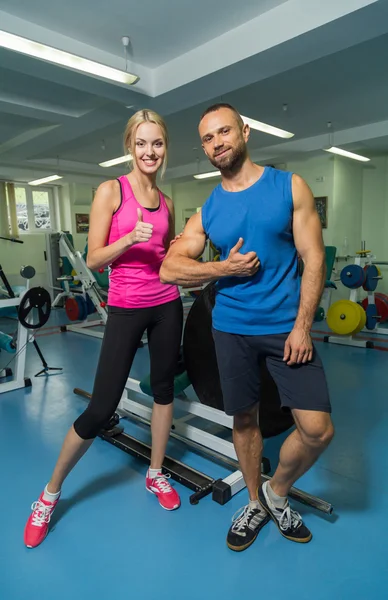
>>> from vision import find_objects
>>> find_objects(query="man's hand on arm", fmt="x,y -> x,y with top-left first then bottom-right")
284,175 -> 326,366
160,212 -> 260,286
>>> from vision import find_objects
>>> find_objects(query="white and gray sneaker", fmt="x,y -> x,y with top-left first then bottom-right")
258,481 -> 312,543
227,503 -> 270,552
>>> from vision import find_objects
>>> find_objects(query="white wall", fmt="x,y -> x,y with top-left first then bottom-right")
286,156 -> 335,247
332,157 -> 364,257
170,179 -> 219,233
360,156 -> 388,294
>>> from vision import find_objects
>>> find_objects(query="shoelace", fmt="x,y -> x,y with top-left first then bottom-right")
278,504 -> 302,532
231,505 -> 257,532
153,474 -> 173,494
30,501 -> 54,527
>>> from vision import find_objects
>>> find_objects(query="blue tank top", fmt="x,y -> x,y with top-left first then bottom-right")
201,167 -> 300,335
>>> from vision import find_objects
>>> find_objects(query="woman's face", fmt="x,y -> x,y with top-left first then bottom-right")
132,122 -> 166,176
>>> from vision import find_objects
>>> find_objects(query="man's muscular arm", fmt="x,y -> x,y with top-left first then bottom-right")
284,174 -> 326,366
293,175 -> 326,332
160,212 -> 260,285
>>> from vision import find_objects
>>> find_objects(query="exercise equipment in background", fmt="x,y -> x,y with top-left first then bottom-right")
0,258 -> 61,394
46,232 -> 108,339
325,241 -> 387,348
74,282 -> 332,515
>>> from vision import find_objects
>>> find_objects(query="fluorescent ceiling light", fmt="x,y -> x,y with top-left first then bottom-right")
99,154 -> 132,168
193,171 -> 221,180
28,175 -> 63,186
241,115 -> 294,139
0,30 -> 139,86
323,146 -> 370,162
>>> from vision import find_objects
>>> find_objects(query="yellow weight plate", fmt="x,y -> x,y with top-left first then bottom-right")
327,300 -> 363,336
354,302 -> 366,334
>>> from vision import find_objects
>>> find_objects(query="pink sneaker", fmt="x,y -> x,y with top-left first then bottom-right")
24,491 -> 60,548
146,472 -> 181,511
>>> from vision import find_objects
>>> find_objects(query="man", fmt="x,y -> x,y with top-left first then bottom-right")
160,103 -> 334,552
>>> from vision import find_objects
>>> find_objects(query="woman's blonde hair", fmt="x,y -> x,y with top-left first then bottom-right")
123,109 -> 169,178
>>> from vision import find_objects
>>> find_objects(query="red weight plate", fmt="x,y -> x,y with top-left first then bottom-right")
65,296 -> 80,321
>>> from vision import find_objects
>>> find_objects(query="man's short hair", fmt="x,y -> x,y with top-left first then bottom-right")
199,103 -> 244,128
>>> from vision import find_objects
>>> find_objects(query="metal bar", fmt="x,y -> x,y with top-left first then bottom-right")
126,378 -> 233,428
262,474 -> 333,515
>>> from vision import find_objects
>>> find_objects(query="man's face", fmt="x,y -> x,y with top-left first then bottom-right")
199,108 -> 250,171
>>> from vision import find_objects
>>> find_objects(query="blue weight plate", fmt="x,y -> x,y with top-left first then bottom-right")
366,303 -> 378,330
340,264 -> 365,289
363,265 -> 379,292
75,295 -> 88,321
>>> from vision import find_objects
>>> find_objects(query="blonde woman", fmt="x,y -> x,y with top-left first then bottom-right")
24,110 -> 183,549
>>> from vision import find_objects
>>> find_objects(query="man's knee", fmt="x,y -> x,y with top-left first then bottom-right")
233,404 -> 259,431
298,415 -> 334,450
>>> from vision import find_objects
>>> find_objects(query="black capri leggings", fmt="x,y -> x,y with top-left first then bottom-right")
74,297 -> 183,440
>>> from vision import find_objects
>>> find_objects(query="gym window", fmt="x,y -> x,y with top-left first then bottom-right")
4,183 -> 56,235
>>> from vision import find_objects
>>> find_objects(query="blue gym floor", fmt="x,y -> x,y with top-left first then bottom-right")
1,310 -> 388,600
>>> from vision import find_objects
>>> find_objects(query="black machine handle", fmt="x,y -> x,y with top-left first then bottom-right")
0,264 -> 15,298
0,235 -> 23,244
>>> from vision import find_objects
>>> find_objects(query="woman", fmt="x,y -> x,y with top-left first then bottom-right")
24,109 -> 183,549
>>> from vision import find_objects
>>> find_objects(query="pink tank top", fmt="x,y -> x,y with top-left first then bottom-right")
107,176 -> 179,309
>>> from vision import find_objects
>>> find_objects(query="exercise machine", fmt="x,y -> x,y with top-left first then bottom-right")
46,232 -> 108,339
0,263 -> 59,393
325,240 -> 388,348
74,283 -> 333,514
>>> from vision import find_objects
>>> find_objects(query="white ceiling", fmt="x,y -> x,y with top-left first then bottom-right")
1,0 -> 388,187
0,0 -> 288,67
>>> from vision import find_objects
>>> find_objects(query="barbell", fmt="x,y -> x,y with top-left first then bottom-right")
182,282 -> 295,439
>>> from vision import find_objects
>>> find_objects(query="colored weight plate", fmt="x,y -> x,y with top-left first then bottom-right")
314,306 -> 325,322
361,295 -> 388,324
354,302 -> 366,334
85,294 -> 96,315
375,293 -> 388,323
365,303 -> 379,330
340,264 -> 366,289
75,296 -> 88,321
363,264 -> 379,292
183,282 -> 295,438
327,300 -> 364,336
65,296 -> 80,321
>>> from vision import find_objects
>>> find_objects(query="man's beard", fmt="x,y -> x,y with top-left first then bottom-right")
209,140 -> 247,173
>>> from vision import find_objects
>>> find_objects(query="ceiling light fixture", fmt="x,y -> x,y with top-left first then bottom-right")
193,171 -> 221,180
28,175 -> 63,186
0,30 -> 139,86
99,154 -> 132,168
241,115 -> 294,139
323,146 -> 370,163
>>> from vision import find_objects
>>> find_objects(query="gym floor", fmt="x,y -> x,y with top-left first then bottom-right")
1,311 -> 387,600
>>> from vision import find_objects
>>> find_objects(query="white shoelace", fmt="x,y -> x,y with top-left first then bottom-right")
30,500 -> 54,527
153,474 -> 173,494
231,505 -> 260,533
278,504 -> 302,532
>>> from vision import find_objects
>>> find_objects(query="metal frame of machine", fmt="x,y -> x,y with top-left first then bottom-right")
47,232 -> 107,339
0,264 -> 33,394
